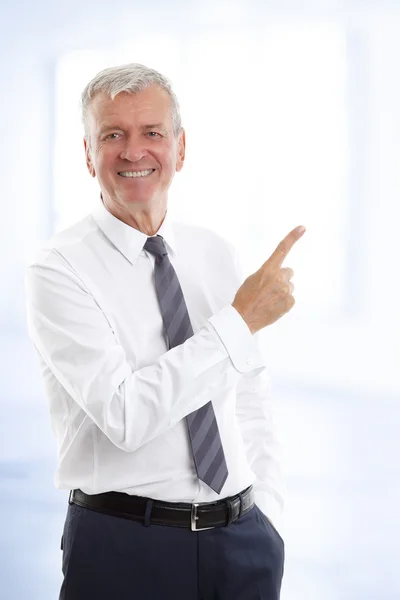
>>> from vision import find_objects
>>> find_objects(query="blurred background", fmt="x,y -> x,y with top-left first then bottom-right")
1,0 -> 399,598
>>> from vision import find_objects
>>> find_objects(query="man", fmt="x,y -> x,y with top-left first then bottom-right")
25,63 -> 305,600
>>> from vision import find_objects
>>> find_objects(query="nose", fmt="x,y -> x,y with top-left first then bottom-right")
119,136 -> 148,162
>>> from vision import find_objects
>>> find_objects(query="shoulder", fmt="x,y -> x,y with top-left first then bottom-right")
26,213 -> 96,269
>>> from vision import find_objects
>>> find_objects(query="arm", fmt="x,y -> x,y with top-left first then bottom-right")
25,248 -> 266,453
232,246 -> 285,531
235,365 -> 285,531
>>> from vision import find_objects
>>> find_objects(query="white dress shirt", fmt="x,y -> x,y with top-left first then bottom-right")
25,200 -> 284,531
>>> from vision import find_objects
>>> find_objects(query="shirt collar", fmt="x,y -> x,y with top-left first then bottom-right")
91,199 -> 177,266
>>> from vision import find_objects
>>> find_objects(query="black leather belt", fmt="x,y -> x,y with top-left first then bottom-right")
69,485 -> 254,531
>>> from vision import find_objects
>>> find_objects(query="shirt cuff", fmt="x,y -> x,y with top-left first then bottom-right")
208,305 -> 266,374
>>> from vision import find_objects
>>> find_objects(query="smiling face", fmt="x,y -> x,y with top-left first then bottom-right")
84,85 -> 185,229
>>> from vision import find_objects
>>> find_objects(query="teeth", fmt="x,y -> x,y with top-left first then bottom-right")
119,169 -> 154,178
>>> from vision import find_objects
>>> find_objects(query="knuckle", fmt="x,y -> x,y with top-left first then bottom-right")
278,286 -> 288,299
280,267 -> 294,280
277,241 -> 287,255
284,283 -> 292,295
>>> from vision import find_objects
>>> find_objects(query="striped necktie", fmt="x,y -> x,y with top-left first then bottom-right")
143,234 -> 228,494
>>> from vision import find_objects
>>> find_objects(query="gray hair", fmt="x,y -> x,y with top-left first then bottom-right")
81,63 -> 182,140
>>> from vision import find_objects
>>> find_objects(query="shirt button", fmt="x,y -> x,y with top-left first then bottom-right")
246,358 -> 253,365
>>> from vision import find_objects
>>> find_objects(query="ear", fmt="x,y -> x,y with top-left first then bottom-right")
175,128 -> 186,172
84,137 -> 96,178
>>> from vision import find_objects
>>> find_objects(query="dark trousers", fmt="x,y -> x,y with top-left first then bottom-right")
59,498 -> 285,600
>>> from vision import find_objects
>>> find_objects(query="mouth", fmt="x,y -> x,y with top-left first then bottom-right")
118,169 -> 155,178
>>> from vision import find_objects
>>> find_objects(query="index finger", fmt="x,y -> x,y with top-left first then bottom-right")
267,226 -> 306,268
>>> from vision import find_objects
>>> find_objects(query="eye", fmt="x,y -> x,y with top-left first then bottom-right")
147,131 -> 162,138
105,133 -> 121,140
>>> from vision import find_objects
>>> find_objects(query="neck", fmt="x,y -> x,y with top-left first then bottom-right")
100,193 -> 167,235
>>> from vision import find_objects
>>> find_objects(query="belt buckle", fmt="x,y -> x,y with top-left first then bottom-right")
191,503 -> 214,531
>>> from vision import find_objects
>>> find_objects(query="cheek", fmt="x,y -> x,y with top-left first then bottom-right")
160,148 -> 179,174
96,149 -> 117,174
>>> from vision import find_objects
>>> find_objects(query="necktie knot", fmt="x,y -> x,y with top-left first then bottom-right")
143,235 -> 168,261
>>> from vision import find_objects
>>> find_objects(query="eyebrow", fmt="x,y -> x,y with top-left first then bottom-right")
141,123 -> 167,131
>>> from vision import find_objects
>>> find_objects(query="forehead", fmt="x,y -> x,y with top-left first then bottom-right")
88,85 -> 173,129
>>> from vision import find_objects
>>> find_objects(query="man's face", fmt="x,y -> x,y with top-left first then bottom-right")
84,85 -> 185,213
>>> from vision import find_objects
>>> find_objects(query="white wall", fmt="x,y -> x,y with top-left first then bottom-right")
2,2 -> 398,395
